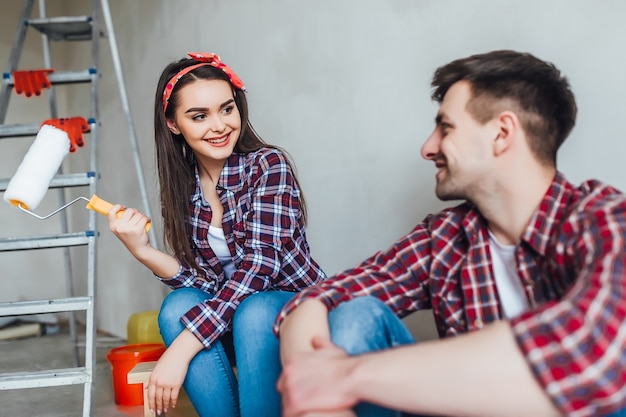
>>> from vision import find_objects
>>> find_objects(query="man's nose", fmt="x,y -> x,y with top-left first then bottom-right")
421,131 -> 439,160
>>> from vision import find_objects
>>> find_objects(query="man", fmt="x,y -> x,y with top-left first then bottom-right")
274,50 -> 626,417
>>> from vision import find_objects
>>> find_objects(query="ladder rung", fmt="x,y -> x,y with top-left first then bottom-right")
26,16 -> 93,41
0,367 -> 89,390
49,172 -> 97,188
0,297 -> 92,316
3,70 -> 96,86
0,172 -> 97,192
0,123 -> 39,137
0,119 -> 95,139
0,232 -> 93,251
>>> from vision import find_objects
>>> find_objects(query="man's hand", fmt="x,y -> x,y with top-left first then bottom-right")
278,336 -> 359,417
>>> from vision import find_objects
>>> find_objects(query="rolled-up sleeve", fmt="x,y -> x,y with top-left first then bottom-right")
511,201 -> 626,416
274,223 -> 434,336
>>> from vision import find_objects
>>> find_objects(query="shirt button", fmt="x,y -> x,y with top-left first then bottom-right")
474,319 -> 483,328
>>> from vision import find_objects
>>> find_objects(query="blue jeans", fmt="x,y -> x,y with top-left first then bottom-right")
328,296 -> 416,417
329,296 -> 626,417
159,288 -> 295,417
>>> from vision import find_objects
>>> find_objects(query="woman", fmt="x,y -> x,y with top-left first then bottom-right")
107,52 -> 325,417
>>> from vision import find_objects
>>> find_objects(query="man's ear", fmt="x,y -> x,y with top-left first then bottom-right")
167,120 -> 181,135
493,111 -> 518,156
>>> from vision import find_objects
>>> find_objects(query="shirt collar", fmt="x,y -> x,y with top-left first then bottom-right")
189,152 -> 247,204
457,171 -> 572,255
461,202 -> 488,239
219,152 -> 247,192
521,171 -> 572,255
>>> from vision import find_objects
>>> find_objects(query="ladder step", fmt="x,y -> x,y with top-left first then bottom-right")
0,231 -> 93,251
3,69 -> 97,86
0,172 -> 97,192
0,297 -> 92,316
0,122 -> 39,137
0,367 -> 89,390
0,118 -> 95,139
26,16 -> 94,41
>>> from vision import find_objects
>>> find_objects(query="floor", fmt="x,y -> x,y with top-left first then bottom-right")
0,311 -> 439,417
0,322 -> 199,417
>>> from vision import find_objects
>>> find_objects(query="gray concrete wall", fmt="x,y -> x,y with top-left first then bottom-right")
1,0 -> 625,340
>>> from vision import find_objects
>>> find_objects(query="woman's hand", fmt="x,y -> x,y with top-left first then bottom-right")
106,203 -> 182,277
147,345 -> 190,415
147,329 -> 204,415
106,204 -> 152,259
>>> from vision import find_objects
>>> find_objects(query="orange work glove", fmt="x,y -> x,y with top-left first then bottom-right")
13,69 -> 54,97
41,117 -> 91,153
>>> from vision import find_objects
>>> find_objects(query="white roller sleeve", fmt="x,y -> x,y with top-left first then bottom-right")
3,124 -> 70,210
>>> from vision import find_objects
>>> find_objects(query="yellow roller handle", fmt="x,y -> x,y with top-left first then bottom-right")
86,194 -> 151,232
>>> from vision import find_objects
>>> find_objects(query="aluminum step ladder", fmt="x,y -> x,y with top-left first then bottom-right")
0,1 -> 155,416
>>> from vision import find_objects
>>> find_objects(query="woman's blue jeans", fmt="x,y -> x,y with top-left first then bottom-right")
158,288 -> 296,417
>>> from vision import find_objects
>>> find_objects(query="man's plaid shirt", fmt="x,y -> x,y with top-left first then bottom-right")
275,172 -> 626,416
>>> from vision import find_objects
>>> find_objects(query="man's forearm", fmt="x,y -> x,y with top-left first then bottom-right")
279,298 -> 331,364
348,320 -> 561,417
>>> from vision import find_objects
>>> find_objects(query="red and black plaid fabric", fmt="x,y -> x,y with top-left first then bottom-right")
160,148 -> 325,348
276,171 -> 626,416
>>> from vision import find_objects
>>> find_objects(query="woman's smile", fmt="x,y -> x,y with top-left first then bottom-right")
205,133 -> 231,147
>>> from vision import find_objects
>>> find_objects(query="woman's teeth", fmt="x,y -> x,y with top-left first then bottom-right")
207,135 -> 227,144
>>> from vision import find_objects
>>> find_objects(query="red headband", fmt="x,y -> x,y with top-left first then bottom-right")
162,52 -> 246,113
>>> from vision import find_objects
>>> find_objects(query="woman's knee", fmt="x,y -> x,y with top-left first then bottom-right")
158,288 -> 209,330
234,291 -> 294,329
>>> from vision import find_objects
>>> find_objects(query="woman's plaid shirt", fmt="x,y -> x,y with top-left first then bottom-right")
159,148 -> 325,349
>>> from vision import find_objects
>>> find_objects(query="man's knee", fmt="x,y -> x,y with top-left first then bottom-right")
329,296 -> 395,355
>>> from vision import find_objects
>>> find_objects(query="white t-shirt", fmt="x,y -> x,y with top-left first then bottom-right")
208,225 -> 236,279
488,231 -> 530,319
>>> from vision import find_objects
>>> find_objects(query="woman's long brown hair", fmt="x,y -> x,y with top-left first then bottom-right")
153,58 -> 307,277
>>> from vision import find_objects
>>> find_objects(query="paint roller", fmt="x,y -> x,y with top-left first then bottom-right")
3,124 -> 151,231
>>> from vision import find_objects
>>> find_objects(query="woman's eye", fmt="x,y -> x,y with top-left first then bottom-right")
192,114 -> 206,121
222,105 -> 234,115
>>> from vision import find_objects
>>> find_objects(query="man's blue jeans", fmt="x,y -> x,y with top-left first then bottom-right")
328,295 -> 416,416
327,296 -> 626,417
158,288 -> 295,417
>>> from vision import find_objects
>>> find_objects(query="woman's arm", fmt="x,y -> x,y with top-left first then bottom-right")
147,328 -> 204,416
106,204 -> 181,278
108,204 -> 199,415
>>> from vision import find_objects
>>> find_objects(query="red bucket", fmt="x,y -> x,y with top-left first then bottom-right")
106,343 -> 166,406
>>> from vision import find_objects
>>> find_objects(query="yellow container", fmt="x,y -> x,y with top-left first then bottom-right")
127,310 -> 163,345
